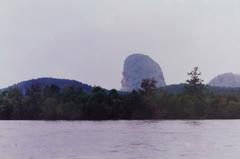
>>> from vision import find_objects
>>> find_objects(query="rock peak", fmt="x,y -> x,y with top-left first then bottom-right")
209,72 -> 240,88
121,53 -> 166,91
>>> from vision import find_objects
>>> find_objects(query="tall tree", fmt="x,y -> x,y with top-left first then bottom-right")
185,67 -> 205,117
185,67 -> 204,94
141,78 -> 158,94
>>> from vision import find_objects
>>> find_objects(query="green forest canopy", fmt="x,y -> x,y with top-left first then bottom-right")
1,67 -> 240,120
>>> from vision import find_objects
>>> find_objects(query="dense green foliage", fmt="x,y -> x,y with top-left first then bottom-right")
1,68 -> 240,120
1,82 -> 240,120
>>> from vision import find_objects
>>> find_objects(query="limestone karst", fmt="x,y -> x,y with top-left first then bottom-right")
121,54 -> 166,92
209,73 -> 240,88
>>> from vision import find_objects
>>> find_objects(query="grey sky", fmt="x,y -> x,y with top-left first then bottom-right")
1,0 -> 240,89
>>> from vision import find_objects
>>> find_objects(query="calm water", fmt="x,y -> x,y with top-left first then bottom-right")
0,120 -> 239,159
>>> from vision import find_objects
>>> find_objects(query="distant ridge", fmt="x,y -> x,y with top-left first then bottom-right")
161,84 -> 240,95
3,78 -> 240,96
9,77 -> 93,94
209,73 -> 240,88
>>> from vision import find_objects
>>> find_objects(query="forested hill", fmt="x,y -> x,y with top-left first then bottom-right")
8,78 -> 93,94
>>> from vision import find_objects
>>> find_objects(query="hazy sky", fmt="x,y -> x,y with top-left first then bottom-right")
1,0 -> 240,89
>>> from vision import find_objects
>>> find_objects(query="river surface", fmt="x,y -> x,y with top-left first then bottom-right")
0,120 -> 239,159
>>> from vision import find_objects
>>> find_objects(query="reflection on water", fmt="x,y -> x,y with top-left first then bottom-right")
185,120 -> 202,126
0,120 -> 239,159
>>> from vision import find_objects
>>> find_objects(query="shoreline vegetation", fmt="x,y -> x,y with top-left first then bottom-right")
1,67 -> 240,120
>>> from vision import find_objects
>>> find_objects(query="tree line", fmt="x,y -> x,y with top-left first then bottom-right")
1,67 -> 240,120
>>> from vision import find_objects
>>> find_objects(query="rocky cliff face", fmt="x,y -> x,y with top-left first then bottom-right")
121,54 -> 166,92
209,73 -> 240,88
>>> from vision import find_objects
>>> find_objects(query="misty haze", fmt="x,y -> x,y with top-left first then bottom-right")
1,0 -> 240,159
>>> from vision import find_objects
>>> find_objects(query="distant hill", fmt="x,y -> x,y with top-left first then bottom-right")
161,84 -> 186,94
8,77 -> 93,94
161,84 -> 240,95
209,73 -> 240,88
